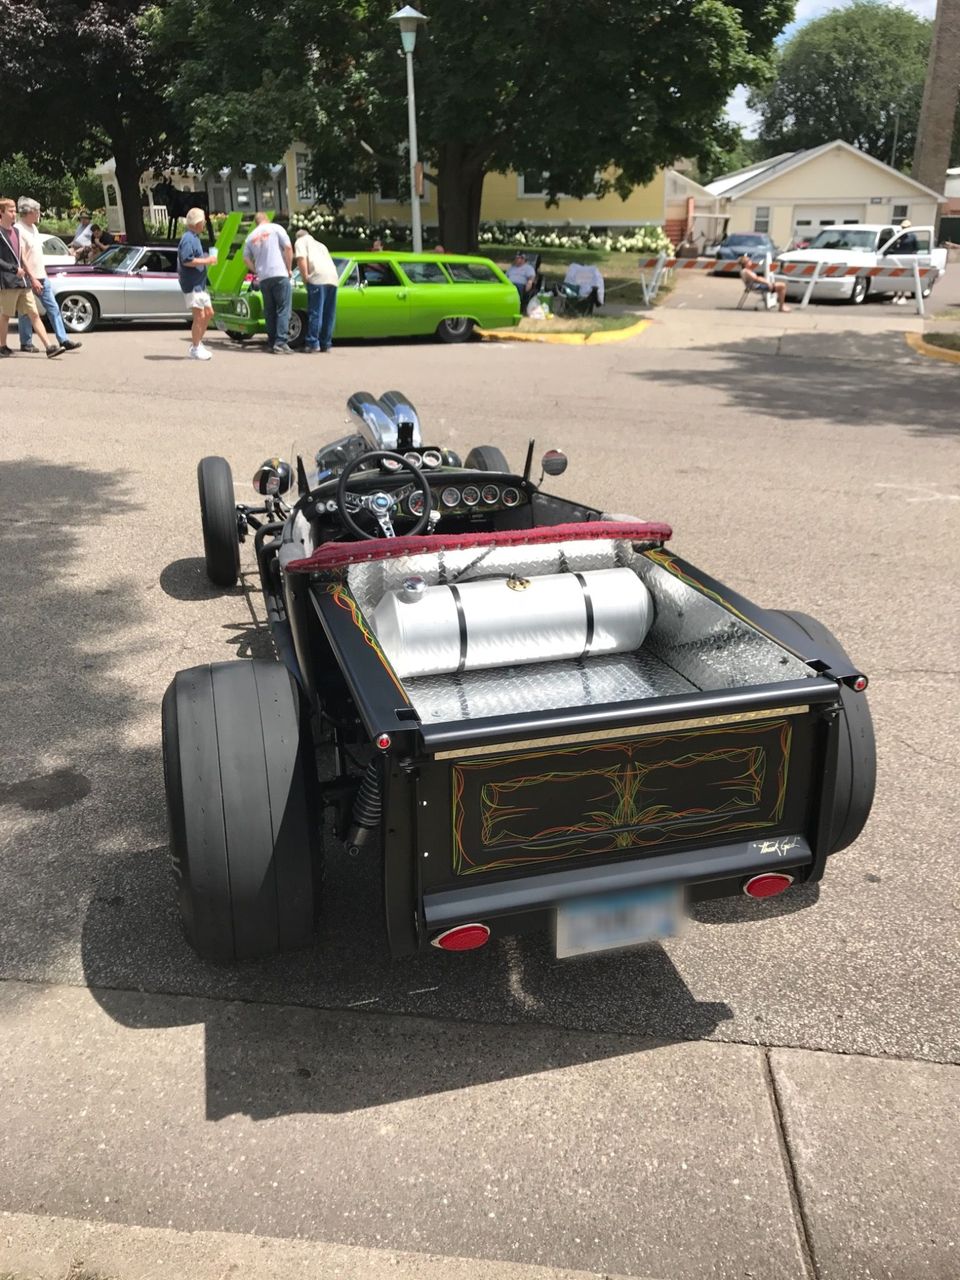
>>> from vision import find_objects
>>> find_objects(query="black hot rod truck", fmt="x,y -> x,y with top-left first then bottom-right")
162,390 -> 875,963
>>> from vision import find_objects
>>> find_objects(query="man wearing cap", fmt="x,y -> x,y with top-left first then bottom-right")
16,197 -> 81,353
505,250 -> 537,310
892,219 -> 918,304
0,197 -> 63,358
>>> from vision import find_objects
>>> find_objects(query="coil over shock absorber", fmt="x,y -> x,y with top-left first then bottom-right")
345,759 -> 382,856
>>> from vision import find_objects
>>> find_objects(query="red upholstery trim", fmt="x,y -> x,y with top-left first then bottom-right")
284,520 -> 672,574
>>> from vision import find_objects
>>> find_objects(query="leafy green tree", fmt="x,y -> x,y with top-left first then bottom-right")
0,1 -> 186,242
0,154 -> 76,212
750,2 -> 933,166
157,0 -> 793,251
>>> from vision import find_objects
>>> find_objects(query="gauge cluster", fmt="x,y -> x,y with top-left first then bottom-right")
420,481 -> 522,516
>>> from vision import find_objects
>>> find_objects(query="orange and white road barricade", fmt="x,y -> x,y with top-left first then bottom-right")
638,253 -> 939,315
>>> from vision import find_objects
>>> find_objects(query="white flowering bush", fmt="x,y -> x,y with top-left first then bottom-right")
293,209 -> 673,256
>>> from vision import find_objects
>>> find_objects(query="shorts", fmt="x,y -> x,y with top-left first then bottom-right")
183,289 -> 213,310
0,288 -> 38,320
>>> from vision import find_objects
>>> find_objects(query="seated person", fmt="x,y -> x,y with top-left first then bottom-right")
89,224 -> 116,257
69,213 -> 94,263
739,255 -> 790,312
505,251 -> 537,308
562,261 -> 604,306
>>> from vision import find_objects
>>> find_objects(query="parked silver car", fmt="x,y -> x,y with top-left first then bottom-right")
48,244 -> 184,334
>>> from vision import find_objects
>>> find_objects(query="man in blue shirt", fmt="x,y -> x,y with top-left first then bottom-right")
178,208 -> 217,361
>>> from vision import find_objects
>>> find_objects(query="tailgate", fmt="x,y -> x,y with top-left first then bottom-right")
414,682 -> 840,928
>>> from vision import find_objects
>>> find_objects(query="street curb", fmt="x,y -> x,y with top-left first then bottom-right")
0,1210 -> 648,1280
478,318 -> 650,346
905,331 -> 960,364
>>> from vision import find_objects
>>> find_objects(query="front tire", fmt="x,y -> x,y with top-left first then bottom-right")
465,445 -> 510,472
850,276 -> 869,305
287,309 -> 306,348
436,316 -> 475,343
771,611 -> 876,854
197,456 -> 240,587
162,661 -> 319,963
59,293 -> 99,334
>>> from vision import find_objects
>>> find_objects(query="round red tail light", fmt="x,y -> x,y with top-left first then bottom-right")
430,923 -> 491,951
743,872 -> 795,899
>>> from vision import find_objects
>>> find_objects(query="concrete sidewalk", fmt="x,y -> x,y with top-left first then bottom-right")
0,981 -> 957,1280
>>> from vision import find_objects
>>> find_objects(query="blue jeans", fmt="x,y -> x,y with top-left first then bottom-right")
260,275 -> 292,347
305,283 -> 338,350
19,277 -> 68,347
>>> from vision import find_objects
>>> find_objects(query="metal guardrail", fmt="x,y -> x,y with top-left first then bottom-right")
636,254 -> 939,316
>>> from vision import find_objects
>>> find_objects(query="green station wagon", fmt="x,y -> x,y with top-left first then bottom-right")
212,251 -> 521,346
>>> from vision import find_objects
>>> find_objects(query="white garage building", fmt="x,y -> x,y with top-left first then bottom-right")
705,139 -> 943,248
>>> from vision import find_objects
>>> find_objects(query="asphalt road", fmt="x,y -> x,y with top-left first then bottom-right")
1,313 -> 958,1275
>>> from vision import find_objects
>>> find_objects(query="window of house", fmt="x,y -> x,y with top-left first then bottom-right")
753,206 -> 771,233
520,171 -> 548,197
105,184 -> 118,207
794,219 -> 812,227
235,185 -> 251,206
296,154 -> 317,203
377,166 -> 400,202
893,204 -> 909,222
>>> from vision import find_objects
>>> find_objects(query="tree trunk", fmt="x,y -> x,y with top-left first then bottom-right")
437,143 -> 488,252
112,145 -> 147,243
913,0 -> 960,219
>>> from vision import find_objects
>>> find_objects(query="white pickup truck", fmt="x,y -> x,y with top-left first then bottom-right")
775,223 -> 947,304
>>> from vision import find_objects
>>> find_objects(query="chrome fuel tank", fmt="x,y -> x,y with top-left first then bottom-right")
370,567 -> 653,679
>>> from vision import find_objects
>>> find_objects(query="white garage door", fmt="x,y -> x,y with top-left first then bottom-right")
793,205 -> 866,234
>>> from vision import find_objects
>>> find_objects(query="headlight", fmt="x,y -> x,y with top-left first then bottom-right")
237,299 -> 249,318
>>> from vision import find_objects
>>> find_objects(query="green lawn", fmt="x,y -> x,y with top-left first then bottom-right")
512,312 -> 645,335
923,331 -> 960,352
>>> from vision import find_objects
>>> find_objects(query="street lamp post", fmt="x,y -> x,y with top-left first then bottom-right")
388,5 -> 429,253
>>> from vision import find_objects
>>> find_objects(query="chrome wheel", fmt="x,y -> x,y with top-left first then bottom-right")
436,316 -> 474,343
59,294 -> 98,333
287,310 -> 305,347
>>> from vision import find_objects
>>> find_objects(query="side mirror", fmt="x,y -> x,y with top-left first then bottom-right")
540,449 -> 568,478
253,458 -> 293,496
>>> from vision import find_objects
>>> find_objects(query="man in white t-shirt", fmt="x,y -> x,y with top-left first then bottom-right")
69,214 -> 94,263
294,227 -> 339,352
243,212 -> 294,352
505,251 -> 537,311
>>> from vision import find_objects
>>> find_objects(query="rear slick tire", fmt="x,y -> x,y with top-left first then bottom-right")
197,455 -> 240,587
162,660 -> 319,963
770,610 -> 876,854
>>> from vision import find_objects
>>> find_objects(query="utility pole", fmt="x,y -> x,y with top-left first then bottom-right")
913,0 -> 960,219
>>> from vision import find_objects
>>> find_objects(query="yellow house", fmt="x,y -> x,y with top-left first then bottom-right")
283,146 -> 700,231
705,139 -> 944,248
97,145 -> 710,237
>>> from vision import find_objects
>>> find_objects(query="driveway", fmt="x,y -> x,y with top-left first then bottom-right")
0,322 -> 958,1279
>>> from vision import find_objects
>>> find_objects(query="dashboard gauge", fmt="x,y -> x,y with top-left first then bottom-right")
481,484 -> 499,505
441,486 -> 461,508
461,485 -> 481,507
403,451 -> 422,466
501,486 -> 521,507
407,491 -> 425,516
381,456 -> 402,472
421,448 -> 442,468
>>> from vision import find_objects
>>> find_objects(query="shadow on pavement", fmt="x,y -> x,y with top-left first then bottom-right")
635,332 -> 958,438
0,458 -> 149,997
82,836 -> 733,1118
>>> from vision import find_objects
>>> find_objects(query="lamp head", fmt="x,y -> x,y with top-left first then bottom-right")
388,4 -> 428,52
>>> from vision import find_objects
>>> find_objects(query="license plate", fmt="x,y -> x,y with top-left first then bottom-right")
556,885 -> 681,959
213,318 -> 228,331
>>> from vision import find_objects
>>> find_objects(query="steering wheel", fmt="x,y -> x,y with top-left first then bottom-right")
336,450 -> 433,540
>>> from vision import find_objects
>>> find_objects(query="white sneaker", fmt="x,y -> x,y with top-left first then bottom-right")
189,344 -> 213,360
